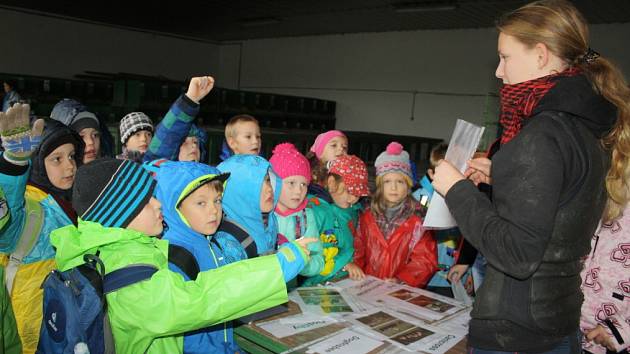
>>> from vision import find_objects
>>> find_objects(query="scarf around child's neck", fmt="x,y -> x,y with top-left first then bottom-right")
274,198 -> 308,217
499,67 -> 581,145
376,199 -> 416,239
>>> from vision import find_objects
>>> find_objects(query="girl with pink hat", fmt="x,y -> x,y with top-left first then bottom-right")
269,143 -> 325,279
306,130 -> 348,187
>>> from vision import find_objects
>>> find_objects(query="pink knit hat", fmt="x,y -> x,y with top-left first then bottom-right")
269,143 -> 311,183
328,155 -> 369,197
309,130 -> 346,159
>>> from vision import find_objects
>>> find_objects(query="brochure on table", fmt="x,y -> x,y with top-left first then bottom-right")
257,277 -> 470,353
335,276 -> 466,322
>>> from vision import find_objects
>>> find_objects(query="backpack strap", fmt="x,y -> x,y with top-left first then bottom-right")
218,219 -> 258,259
168,244 -> 200,280
5,196 -> 44,294
103,264 -> 158,294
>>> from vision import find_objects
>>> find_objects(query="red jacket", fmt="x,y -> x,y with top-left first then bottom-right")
354,207 -> 437,287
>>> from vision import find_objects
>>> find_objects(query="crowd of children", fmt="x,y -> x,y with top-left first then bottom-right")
2,1 -> 630,351
0,73 -> 462,353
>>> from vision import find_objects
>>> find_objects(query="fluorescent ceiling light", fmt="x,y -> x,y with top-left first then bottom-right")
393,2 -> 457,13
239,17 -> 282,27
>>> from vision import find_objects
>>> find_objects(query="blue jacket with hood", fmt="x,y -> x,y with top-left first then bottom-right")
216,155 -> 281,263
155,161 -> 238,354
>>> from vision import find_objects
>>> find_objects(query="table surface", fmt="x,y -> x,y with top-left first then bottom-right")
234,301 -> 467,354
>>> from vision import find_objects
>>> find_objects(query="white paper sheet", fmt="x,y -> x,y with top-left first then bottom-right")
258,314 -> 339,338
305,328 -> 384,354
424,119 -> 485,229
348,308 -> 464,354
337,276 -> 465,322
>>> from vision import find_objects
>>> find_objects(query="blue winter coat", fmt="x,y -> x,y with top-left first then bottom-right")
216,155 -> 281,262
156,161 -> 238,354
143,94 -> 208,163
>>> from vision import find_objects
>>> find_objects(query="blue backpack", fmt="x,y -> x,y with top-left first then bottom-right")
37,253 -> 157,354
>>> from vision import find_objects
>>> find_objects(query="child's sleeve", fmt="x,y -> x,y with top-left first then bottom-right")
396,229 -> 438,288
0,155 -> 29,249
299,208 -> 325,277
143,94 -> 199,162
108,254 -> 288,338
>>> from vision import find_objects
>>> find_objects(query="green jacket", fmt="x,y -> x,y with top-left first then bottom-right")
0,267 -> 21,354
302,196 -> 360,286
51,220 -> 288,354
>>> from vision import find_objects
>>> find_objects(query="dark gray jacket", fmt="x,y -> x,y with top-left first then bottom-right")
445,75 -> 617,351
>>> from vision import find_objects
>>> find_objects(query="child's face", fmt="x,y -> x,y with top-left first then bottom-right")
328,177 -> 359,209
79,127 -> 101,164
278,175 -> 308,212
126,130 -> 153,153
44,143 -> 77,190
179,136 -> 200,162
228,121 -> 261,155
320,136 -> 348,163
179,183 -> 223,235
260,173 -> 274,213
382,172 -> 409,207
127,197 -> 163,236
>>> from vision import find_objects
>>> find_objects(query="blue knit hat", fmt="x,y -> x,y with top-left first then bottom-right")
73,158 -> 156,228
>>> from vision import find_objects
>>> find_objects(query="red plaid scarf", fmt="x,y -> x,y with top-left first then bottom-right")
499,67 -> 580,145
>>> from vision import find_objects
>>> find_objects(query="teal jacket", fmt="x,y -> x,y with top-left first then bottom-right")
0,159 -> 71,264
51,221 -> 292,354
0,158 -> 74,353
275,207 -> 324,277
301,195 -> 361,286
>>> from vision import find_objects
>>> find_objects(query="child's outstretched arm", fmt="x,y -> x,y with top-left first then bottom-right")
144,76 -> 214,162
109,244 -> 308,342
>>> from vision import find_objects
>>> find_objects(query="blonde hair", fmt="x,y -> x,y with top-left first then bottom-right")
370,174 -> 413,216
224,114 -> 259,139
497,0 -> 630,222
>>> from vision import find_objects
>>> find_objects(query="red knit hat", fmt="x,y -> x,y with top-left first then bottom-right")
269,143 -> 311,183
328,155 -> 369,197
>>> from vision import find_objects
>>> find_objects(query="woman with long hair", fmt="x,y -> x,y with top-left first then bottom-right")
432,0 -> 630,352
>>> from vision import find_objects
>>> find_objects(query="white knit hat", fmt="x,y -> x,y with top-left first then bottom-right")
374,142 -> 412,178
119,112 -> 153,144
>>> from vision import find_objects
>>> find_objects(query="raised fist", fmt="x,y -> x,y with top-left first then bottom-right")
185,76 -> 215,103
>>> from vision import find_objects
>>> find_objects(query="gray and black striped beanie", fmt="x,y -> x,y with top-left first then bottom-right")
73,158 -> 156,228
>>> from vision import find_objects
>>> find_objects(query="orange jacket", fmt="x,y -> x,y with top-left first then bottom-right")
354,208 -> 437,287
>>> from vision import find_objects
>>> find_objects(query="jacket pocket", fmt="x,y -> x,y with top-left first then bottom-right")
471,267 -> 509,319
